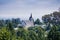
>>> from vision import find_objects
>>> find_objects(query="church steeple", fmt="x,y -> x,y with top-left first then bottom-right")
29,13 -> 34,22
30,13 -> 32,18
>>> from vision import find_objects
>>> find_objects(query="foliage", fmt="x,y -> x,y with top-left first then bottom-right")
0,24 -> 60,40
47,26 -> 60,40
42,11 -> 60,26
34,18 -> 42,25
0,27 -> 11,40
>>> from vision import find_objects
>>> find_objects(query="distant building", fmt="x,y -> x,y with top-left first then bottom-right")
12,14 -> 34,28
21,14 -> 34,28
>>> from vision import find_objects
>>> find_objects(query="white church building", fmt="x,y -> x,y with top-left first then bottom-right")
16,14 -> 34,28
22,14 -> 34,28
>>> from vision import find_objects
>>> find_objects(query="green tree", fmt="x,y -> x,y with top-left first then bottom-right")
7,22 -> 13,31
28,26 -> 45,40
16,28 -> 28,40
0,27 -> 11,40
28,30 -> 38,40
47,26 -> 60,40
34,18 -> 42,25
34,27 -> 45,40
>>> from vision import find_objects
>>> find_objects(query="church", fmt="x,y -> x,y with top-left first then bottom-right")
18,14 -> 34,28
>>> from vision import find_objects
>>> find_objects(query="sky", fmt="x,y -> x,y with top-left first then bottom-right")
0,0 -> 60,20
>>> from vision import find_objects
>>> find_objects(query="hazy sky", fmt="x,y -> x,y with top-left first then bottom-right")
0,0 -> 60,20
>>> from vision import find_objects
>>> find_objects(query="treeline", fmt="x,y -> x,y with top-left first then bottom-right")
0,25 -> 60,40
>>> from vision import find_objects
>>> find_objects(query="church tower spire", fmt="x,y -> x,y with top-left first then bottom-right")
29,13 -> 34,22
30,13 -> 32,18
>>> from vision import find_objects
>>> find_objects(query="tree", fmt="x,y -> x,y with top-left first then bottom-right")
28,26 -> 45,40
28,30 -> 38,40
0,27 -> 11,40
16,28 -> 28,40
34,18 -> 42,25
34,27 -> 45,40
42,11 -> 60,26
47,26 -> 60,40
7,22 -> 13,31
